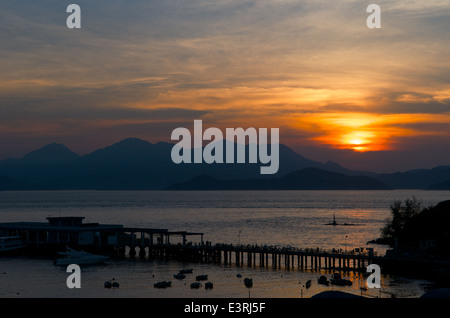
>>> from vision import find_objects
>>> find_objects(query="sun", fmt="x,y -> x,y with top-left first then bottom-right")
340,131 -> 373,152
303,112 -> 399,152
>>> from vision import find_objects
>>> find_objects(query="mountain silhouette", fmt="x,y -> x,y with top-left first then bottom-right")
1,138 -> 342,190
21,143 -> 80,164
0,143 -> 80,185
0,138 -> 449,190
374,166 -> 450,189
426,178 -> 450,190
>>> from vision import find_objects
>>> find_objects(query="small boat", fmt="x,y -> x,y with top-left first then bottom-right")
111,278 -> 120,288
244,278 -> 253,288
196,274 -> 208,281
190,282 -> 202,289
317,275 -> 330,286
305,280 -> 312,289
54,247 -> 109,266
205,282 -> 214,289
154,281 -> 172,288
179,268 -> 193,274
174,273 -> 186,280
0,236 -> 26,252
104,279 -> 120,289
325,214 -> 355,226
330,273 -> 353,286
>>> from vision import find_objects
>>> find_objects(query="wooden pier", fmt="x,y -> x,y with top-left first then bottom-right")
2,216 -> 448,274
0,216 -> 381,272
137,243 -> 380,272
131,242 -> 450,277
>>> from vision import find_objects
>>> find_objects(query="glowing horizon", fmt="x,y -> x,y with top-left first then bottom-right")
1,1 -> 450,172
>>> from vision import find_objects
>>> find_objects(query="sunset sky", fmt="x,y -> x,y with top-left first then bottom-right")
1,0 -> 450,172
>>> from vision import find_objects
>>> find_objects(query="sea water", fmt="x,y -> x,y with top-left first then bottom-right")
0,190 -> 448,298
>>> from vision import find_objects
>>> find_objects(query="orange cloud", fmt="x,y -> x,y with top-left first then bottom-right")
298,112 -> 450,152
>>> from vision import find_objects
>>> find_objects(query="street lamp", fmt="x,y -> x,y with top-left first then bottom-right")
345,235 -> 348,253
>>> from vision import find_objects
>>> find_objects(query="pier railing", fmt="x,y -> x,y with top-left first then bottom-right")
124,241 -> 381,272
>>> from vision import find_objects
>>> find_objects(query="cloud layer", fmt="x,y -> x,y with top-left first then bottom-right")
1,0 -> 449,171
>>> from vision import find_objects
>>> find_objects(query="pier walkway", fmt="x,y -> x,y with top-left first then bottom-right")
134,242 -> 381,272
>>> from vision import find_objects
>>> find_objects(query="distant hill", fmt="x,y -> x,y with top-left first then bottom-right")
0,175 -> 41,191
166,167 -> 392,190
0,138 -> 449,190
0,143 -> 81,185
21,143 -> 80,164
374,166 -> 450,189
426,179 -> 450,190
0,138 -> 354,190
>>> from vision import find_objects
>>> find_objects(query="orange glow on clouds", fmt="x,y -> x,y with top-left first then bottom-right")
300,113 -> 450,152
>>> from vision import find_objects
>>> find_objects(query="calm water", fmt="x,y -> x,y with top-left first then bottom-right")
0,190 -> 449,298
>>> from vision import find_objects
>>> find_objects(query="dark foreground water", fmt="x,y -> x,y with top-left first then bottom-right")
0,190 -> 448,298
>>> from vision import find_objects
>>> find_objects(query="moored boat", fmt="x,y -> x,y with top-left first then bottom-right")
196,274 -> 208,281
190,282 -> 202,289
179,268 -> 193,274
0,236 -> 26,252
205,282 -> 214,289
54,247 -> 109,266
330,273 -> 353,286
174,273 -> 186,280
318,275 -> 330,286
154,281 -> 172,288
244,277 -> 253,288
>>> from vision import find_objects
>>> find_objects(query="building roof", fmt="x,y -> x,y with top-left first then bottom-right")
0,221 -> 203,236
46,216 -> 85,220
0,221 -> 123,232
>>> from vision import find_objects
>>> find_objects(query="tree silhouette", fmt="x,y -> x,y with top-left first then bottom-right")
381,196 -> 422,244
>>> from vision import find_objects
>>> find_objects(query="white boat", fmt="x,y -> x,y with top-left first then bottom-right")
0,236 -> 26,252
54,247 -> 109,266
